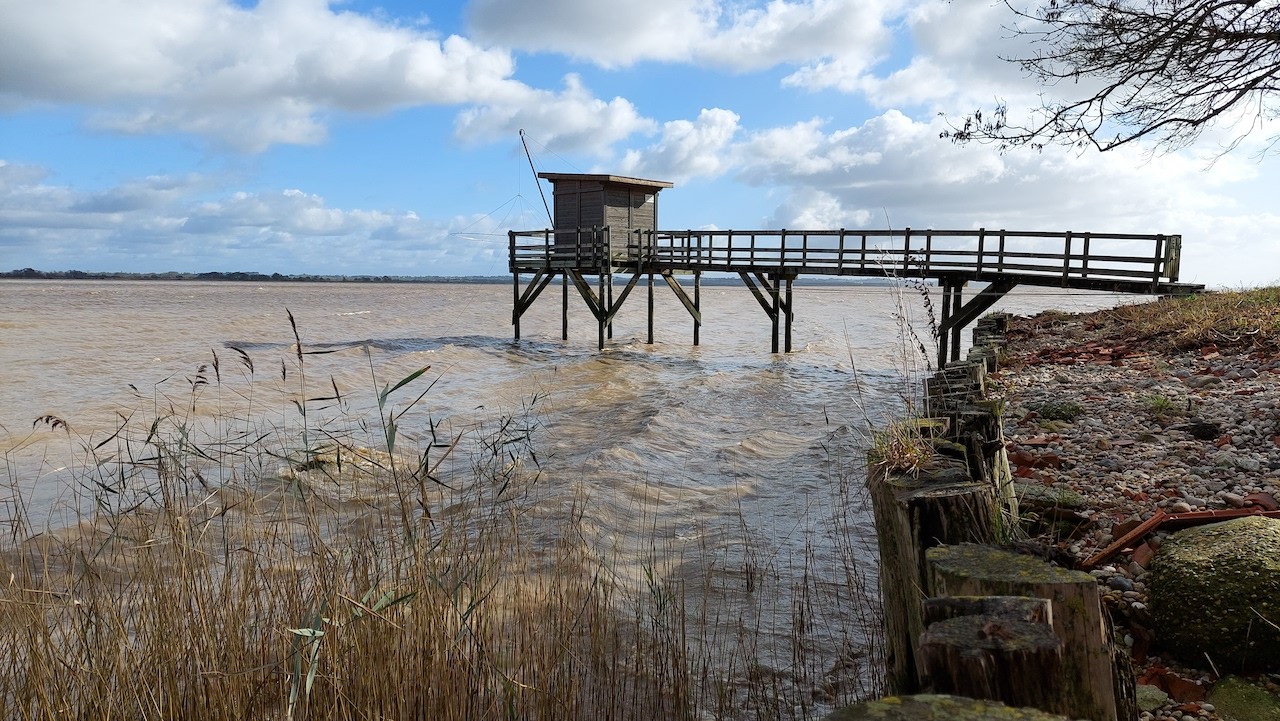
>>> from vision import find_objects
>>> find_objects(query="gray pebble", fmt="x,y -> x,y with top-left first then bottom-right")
1108,576 -> 1135,592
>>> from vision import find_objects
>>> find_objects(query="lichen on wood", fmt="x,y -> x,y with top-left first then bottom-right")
919,616 -> 1063,709
825,693 -> 1078,720
925,544 -> 1132,721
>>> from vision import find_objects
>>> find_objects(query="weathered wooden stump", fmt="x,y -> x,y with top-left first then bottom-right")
868,459 -> 998,693
826,693 -> 1076,721
925,544 -> 1135,721
919,615 -> 1063,710
922,595 -> 1052,626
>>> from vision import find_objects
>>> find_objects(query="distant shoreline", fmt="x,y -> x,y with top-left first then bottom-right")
1,269 -> 903,287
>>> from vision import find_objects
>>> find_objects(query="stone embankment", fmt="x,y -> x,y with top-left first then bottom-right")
993,306 -> 1280,721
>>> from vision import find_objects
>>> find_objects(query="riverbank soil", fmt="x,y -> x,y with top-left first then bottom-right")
991,288 -> 1280,721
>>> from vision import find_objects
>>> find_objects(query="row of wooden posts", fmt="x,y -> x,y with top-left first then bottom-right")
850,315 -> 1136,721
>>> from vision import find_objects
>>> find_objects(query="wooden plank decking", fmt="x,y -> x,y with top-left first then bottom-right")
508,227 -> 1203,361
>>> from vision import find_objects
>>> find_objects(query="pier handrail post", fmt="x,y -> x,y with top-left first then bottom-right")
1151,234 -> 1166,290
601,226 -> 609,273
838,229 -> 847,273
998,230 -> 1007,272
509,230 -> 517,270
1081,232 -> 1091,278
780,229 -> 787,272
860,232 -> 867,271
1062,231 -> 1074,284
924,230 -> 933,274
1165,234 -> 1182,281
903,227 -> 912,275
976,228 -> 986,274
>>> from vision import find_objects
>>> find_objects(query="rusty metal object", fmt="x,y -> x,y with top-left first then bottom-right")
1080,507 -> 1280,570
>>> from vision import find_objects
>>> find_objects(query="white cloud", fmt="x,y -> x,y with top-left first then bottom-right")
617,108 -> 741,182
783,1 -> 1036,110
454,74 -> 655,156
0,0 -> 654,154
467,0 -> 713,67
0,161 -> 511,274
469,0 -> 904,73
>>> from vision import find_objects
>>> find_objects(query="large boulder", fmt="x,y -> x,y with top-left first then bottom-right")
1149,516 -> 1280,672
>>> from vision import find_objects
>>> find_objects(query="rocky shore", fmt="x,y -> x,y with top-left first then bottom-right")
991,298 -> 1280,721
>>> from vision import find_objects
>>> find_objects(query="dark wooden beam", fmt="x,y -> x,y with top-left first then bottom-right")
661,273 -> 702,324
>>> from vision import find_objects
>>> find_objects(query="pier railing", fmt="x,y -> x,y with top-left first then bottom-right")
510,227 -> 1183,288
509,228 -> 613,272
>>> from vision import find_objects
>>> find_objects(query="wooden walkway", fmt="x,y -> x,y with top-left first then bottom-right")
509,227 -> 1202,364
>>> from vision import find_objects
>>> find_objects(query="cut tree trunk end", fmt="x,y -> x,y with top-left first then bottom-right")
925,543 -> 1135,721
919,615 -> 1063,710
826,693 -> 1077,720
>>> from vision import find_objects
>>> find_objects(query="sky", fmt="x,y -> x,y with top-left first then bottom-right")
1,0 -> 1276,287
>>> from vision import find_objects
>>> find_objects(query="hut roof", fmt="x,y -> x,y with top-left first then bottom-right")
537,173 -> 674,189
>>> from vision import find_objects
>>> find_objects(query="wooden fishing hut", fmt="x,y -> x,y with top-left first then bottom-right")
540,173 -> 672,265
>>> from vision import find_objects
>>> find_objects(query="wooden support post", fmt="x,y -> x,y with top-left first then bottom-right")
693,271 -> 701,346
919,616 -> 1062,710
647,272 -> 654,345
770,273 -> 780,353
606,272 -> 614,340
867,459 -> 998,694
938,279 -> 954,368
660,272 -> 703,342
512,271 -> 521,341
949,283 -> 963,363
937,280 -> 1016,371
597,272 -> 606,350
926,544 -> 1135,721
784,275 -> 794,353
562,271 -> 569,341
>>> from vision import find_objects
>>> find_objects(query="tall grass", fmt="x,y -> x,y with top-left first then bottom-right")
1045,285 -> 1280,354
1,318 -> 883,720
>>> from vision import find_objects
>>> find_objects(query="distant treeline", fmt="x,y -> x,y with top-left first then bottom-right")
3,268 -> 904,287
2,268 -> 508,284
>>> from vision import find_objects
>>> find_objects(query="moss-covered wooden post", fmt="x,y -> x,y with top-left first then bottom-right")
925,544 -> 1136,721
826,694 -> 1075,721
868,458 -> 998,694
919,616 -> 1062,709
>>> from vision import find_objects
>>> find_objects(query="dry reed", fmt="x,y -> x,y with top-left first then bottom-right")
1,320 -> 884,720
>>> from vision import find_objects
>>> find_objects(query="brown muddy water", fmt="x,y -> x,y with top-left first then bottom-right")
0,278 -> 1131,715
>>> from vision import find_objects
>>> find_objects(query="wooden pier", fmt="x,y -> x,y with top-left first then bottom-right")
509,225 -> 1201,365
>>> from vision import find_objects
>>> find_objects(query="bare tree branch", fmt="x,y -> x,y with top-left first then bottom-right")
943,0 -> 1280,157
